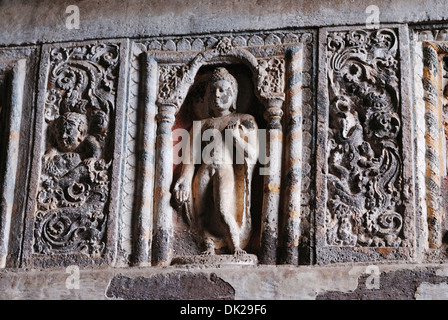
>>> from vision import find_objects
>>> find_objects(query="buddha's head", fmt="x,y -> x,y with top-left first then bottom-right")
206,67 -> 238,117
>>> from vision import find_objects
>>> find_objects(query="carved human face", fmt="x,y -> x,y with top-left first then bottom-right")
55,113 -> 87,152
208,79 -> 235,116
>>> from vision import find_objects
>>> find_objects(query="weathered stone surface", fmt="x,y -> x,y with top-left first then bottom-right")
171,254 -> 258,266
106,272 -> 235,300
130,32 -> 306,267
1,0 -> 448,46
316,267 -> 448,300
2,0 -> 448,301
414,282 -> 448,300
0,264 -> 447,300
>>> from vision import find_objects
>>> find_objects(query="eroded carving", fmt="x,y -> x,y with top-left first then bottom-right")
34,44 -> 119,256
158,64 -> 188,103
258,58 -> 285,98
326,29 -> 405,248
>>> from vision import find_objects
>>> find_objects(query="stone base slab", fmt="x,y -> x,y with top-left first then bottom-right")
171,254 -> 258,267
2,263 -> 448,300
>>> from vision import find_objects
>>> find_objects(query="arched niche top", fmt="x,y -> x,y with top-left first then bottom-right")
156,38 -> 285,115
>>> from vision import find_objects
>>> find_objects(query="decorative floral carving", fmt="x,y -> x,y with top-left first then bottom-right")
214,37 -> 233,54
325,29 -> 404,247
257,58 -> 285,98
34,44 -> 119,256
158,64 -> 188,103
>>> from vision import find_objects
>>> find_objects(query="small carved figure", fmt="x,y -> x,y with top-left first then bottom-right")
42,112 -> 103,176
174,67 -> 259,256
55,112 -> 100,156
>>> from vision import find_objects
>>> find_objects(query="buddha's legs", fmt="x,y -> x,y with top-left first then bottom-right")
193,165 -> 215,254
213,165 -> 243,254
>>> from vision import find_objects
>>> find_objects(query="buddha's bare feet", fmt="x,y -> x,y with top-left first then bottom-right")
200,247 -> 215,256
233,247 -> 246,257
201,239 -> 215,256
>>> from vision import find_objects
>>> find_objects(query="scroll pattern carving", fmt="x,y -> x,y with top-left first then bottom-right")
326,29 -> 406,247
34,44 -> 119,256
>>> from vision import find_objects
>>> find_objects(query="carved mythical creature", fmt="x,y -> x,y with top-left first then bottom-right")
326,29 -> 404,248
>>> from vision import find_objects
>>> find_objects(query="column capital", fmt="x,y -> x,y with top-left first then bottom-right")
156,102 -> 177,125
264,97 -> 284,129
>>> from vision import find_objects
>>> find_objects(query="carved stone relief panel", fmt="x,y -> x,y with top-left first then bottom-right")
0,47 -> 38,268
316,26 -> 415,263
21,41 -> 128,268
129,32 -> 311,266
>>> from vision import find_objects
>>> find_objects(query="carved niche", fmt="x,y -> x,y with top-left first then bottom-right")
21,42 -> 127,267
131,33 -> 308,266
316,27 -> 415,263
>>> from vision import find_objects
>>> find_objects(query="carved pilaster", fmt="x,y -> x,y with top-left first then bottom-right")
0,59 -> 26,268
132,53 -> 157,266
422,41 -> 448,249
260,98 -> 284,264
283,45 -> 303,265
152,102 -> 177,266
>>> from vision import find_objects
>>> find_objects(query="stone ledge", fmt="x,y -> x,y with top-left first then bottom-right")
1,263 -> 448,300
171,254 -> 258,267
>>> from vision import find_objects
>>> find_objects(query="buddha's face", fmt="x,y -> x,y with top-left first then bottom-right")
55,113 -> 87,152
208,79 -> 235,116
